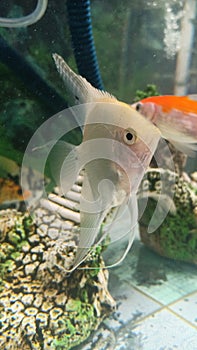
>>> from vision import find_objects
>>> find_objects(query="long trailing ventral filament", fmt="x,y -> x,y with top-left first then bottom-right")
0,0 -> 48,27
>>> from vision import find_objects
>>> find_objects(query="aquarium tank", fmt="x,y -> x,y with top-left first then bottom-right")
0,1 -> 197,349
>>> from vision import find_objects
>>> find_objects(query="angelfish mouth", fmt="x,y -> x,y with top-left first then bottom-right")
115,161 -> 146,194
128,150 -> 151,169
138,151 -> 151,167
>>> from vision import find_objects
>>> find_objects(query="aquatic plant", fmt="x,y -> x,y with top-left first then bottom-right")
132,84 -> 160,103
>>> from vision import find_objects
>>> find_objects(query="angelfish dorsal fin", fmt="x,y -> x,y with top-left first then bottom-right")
52,53 -> 117,104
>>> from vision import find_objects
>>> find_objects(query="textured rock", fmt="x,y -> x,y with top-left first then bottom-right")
0,197 -> 114,350
138,165 -> 197,264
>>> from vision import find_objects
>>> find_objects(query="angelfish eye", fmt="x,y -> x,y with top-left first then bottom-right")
123,128 -> 137,145
135,103 -> 142,111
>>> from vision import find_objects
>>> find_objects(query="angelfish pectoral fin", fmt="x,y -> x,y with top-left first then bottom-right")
69,173 -> 111,272
102,194 -> 138,268
147,194 -> 176,234
49,140 -> 80,195
70,194 -> 138,272
146,139 -> 176,233
69,217 -> 103,272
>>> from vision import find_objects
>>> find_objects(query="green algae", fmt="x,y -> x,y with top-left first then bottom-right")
0,211 -> 34,280
53,298 -> 98,350
51,248 -> 109,349
159,208 -> 197,262
7,230 -> 21,245
0,209 -> 113,350
139,177 -> 197,264
0,243 -> 15,260
0,259 -> 15,276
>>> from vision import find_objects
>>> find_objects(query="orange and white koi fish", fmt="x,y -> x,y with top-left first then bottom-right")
132,95 -> 197,155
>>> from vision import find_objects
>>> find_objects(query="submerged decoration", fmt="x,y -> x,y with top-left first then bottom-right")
138,140 -> 197,264
133,87 -> 197,264
0,181 -> 115,350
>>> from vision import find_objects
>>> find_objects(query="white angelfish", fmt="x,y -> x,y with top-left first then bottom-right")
52,54 -> 161,272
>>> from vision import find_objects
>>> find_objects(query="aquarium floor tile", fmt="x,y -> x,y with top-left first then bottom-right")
131,272 -> 197,306
77,238 -> 197,350
169,291 -> 197,327
110,239 -> 197,305
79,307 -> 197,350
129,308 -> 197,350
105,281 -> 161,331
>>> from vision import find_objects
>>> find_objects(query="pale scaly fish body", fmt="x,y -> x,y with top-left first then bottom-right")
52,54 -> 161,271
132,95 -> 197,155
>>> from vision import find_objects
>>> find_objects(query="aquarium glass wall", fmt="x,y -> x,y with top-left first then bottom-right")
0,1 -> 197,350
